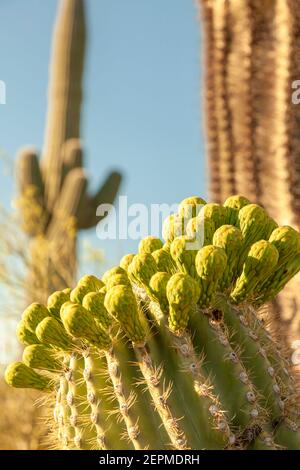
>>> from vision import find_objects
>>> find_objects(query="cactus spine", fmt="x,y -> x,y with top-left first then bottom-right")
5,195 -> 300,449
16,0 -> 121,301
198,0 -> 300,339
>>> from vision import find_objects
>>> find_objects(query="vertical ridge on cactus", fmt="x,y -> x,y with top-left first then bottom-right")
5,194 -> 300,449
197,0 -> 300,340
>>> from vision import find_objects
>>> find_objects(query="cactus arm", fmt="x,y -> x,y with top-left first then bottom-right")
147,302 -> 233,448
61,138 -> 83,181
112,340 -> 169,449
105,349 -> 147,450
218,297 -> 283,420
78,171 -> 122,229
139,301 -> 217,449
42,0 -> 86,211
65,353 -> 95,449
104,348 -> 147,450
47,168 -> 87,240
82,351 -> 110,450
16,148 -> 44,199
133,344 -> 189,450
189,308 -> 264,435
82,349 -> 129,450
56,372 -> 76,449
238,304 -> 297,405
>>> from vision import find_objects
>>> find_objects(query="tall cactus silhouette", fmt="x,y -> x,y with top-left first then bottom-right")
198,0 -> 300,340
16,0 -> 121,302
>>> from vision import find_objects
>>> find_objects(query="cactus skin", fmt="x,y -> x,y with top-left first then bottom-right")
198,0 -> 300,339
15,0 -> 121,302
5,195 -> 300,450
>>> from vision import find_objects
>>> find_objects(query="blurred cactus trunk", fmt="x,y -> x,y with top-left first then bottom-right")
16,0 -> 121,303
10,0 -> 121,449
198,0 -> 300,341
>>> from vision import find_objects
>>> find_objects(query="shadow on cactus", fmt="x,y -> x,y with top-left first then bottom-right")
5,195 -> 300,450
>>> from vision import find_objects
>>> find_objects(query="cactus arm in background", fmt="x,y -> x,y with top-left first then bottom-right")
78,171 -> 122,229
42,0 -> 86,211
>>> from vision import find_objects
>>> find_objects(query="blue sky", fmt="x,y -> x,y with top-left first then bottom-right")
0,0 -> 206,272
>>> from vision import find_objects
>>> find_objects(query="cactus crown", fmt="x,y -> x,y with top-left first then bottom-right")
5,195 -> 300,450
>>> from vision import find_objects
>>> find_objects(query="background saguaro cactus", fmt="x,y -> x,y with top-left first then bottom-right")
198,0 -> 300,340
16,0 -> 121,303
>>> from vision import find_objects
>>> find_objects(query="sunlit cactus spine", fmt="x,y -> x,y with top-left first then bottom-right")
15,0 -> 121,301
5,195 -> 300,450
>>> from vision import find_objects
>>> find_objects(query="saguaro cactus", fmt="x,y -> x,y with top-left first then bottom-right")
5,195 -> 300,449
16,0 -> 121,301
198,0 -> 300,339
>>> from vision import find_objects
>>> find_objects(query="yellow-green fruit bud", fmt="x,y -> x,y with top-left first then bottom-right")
149,272 -> 171,312
152,248 -> 175,273
120,253 -> 135,271
167,273 -> 200,333
256,253 -> 300,304
170,236 -> 198,278
77,275 -> 104,291
70,284 -> 92,304
22,344 -> 61,371
178,196 -> 207,219
237,204 -> 278,272
22,303 -> 49,333
5,362 -> 52,391
106,273 -> 131,291
63,288 -> 72,295
128,253 -> 157,288
195,245 -> 227,307
139,236 -> 163,254
162,214 -> 186,242
269,226 -> 300,267
213,225 -> 244,288
16,319 -> 40,346
199,203 -> 227,231
163,241 -> 171,252
102,266 -> 126,284
61,303 -> 111,350
104,285 -> 146,345
36,317 -> 72,350
82,292 -> 112,330
186,215 -> 215,247
60,300 -> 74,319
231,240 -> 279,304
223,195 -> 250,225
47,290 -> 70,320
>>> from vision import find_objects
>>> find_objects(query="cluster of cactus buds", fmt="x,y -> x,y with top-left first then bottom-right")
5,195 -> 300,449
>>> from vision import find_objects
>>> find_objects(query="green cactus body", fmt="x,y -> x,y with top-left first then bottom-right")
5,195 -> 300,450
